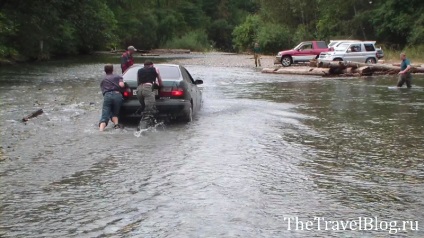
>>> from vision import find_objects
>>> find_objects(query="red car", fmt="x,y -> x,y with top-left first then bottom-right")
274,41 -> 332,67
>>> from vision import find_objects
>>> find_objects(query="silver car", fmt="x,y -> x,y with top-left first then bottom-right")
318,41 -> 380,64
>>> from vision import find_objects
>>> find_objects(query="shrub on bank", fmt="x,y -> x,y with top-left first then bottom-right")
382,45 -> 424,63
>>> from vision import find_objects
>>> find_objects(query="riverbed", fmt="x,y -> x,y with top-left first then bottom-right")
0,53 -> 423,237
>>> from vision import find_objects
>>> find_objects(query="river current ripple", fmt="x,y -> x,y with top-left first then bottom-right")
0,56 -> 423,237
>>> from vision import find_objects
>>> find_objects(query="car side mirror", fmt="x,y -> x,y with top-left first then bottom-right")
347,49 -> 352,53
194,79 -> 203,85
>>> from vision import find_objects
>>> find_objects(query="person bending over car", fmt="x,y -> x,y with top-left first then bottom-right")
136,61 -> 163,127
99,64 -> 125,131
121,46 -> 136,73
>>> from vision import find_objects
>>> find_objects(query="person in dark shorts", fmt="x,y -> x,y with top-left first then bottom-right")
99,64 -> 125,131
136,61 -> 163,129
397,52 -> 412,88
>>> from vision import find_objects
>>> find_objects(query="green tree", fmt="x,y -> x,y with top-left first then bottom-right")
232,15 -> 260,52
372,0 -> 424,46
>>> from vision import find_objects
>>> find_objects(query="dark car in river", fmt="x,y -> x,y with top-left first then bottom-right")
120,64 -> 203,122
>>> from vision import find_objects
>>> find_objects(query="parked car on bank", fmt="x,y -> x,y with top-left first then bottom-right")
318,41 -> 381,64
274,41 -> 332,67
119,64 -> 203,122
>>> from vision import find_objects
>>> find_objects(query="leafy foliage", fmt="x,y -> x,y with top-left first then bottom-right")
0,0 -> 422,60
232,15 -> 260,52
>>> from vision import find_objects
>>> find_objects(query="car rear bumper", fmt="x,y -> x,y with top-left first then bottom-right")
120,99 -> 191,118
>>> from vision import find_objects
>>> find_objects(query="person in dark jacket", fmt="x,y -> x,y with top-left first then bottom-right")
121,46 -> 137,73
136,61 -> 163,129
99,64 -> 125,131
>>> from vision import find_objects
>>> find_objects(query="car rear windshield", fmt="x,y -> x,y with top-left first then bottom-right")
123,65 -> 181,82
364,44 -> 375,51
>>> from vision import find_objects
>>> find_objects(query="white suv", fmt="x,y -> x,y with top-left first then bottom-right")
318,41 -> 380,64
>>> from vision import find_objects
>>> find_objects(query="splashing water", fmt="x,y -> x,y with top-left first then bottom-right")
133,121 -> 165,137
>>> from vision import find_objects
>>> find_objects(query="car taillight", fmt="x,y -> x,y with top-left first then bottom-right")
123,91 -> 130,98
171,89 -> 184,97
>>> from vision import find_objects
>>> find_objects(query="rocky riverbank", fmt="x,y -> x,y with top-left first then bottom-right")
166,52 -> 276,68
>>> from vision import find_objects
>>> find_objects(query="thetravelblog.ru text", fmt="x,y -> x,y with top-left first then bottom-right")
283,216 -> 419,234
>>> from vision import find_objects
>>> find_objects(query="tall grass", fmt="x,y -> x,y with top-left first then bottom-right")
381,45 -> 424,63
162,31 -> 211,52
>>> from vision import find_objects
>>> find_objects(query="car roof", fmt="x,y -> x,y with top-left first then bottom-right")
330,39 -> 361,43
128,63 -> 180,68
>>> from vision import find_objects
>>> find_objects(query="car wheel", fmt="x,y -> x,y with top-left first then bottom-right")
182,104 -> 193,123
366,57 -> 376,64
333,58 -> 343,62
281,56 -> 292,67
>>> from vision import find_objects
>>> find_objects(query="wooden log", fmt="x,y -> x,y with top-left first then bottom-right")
392,63 -> 422,67
411,67 -> 424,73
262,67 -> 330,76
357,66 -> 372,76
319,61 -> 403,73
317,61 -> 346,69
140,53 -> 160,56
342,67 -> 354,74
261,66 -> 282,73
22,109 -> 43,122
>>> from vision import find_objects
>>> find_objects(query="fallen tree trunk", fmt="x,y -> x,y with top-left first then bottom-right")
411,67 -> 424,73
317,61 -> 348,69
392,63 -> 423,67
318,61 -> 404,75
22,109 -> 43,122
356,66 -> 373,76
262,67 -> 330,76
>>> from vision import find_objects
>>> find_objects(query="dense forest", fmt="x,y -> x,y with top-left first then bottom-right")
0,0 -> 423,60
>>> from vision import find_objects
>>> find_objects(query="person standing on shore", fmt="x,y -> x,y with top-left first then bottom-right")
253,42 -> 261,67
99,64 -> 125,131
121,46 -> 137,73
397,52 -> 412,88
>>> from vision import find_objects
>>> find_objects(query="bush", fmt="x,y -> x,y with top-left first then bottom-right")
0,45 -> 18,58
162,30 -> 210,52
292,25 -> 316,44
232,15 -> 260,52
257,22 -> 292,54
380,45 -> 424,62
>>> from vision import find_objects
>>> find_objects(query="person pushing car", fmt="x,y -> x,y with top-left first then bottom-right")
136,61 -> 163,128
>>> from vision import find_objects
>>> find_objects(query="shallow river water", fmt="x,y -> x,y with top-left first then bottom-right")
0,54 -> 423,237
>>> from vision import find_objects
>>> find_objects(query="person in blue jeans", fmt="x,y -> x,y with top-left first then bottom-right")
99,64 -> 125,131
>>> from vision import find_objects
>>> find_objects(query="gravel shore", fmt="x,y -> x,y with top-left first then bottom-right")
166,52 -> 276,68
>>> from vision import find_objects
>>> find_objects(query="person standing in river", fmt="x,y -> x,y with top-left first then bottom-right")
136,61 -> 163,129
121,46 -> 137,73
397,52 -> 413,88
99,64 -> 125,131
253,42 -> 261,67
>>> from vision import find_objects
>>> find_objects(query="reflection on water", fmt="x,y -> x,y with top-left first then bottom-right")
0,55 -> 423,237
